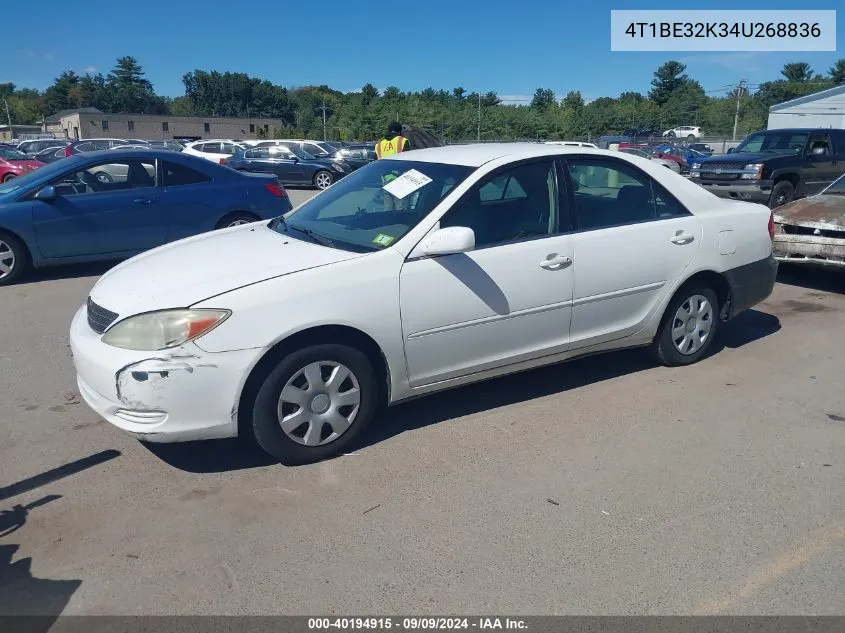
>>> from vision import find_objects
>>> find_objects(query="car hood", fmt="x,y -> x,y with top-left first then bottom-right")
7,159 -> 45,170
89,222 -> 365,317
773,195 -> 845,232
700,151 -> 784,164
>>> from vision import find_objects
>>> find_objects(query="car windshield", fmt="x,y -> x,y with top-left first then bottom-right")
0,148 -> 30,160
735,131 -> 809,154
823,173 -> 845,195
276,159 -> 474,252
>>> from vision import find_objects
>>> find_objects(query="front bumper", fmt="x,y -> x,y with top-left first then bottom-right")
773,232 -> 845,268
69,306 -> 261,443
723,254 -> 778,319
690,179 -> 773,204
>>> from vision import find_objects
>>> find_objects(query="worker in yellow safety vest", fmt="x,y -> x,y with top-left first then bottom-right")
374,122 -> 412,159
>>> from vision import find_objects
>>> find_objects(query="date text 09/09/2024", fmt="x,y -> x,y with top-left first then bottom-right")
624,22 -> 821,39
308,618 -> 528,630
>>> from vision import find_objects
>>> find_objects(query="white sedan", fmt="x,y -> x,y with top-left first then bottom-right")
70,144 -> 778,464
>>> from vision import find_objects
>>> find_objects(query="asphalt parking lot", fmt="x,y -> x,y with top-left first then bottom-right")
1,187 -> 844,616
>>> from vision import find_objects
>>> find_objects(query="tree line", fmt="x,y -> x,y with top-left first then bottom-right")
3,56 -> 844,142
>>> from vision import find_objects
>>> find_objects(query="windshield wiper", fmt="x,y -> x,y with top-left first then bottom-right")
286,224 -> 337,248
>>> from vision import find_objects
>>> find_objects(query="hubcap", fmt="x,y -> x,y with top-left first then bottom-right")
96,173 -> 110,183
277,361 -> 361,447
0,240 -> 15,279
671,294 -> 713,355
316,173 -> 332,189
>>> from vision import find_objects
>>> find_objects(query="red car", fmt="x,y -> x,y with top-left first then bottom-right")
624,144 -> 688,172
0,146 -> 45,182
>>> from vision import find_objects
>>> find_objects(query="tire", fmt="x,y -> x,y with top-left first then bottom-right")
0,231 -> 31,286
686,134 -> 696,141
313,170 -> 334,190
250,343 -> 378,465
769,180 -> 795,209
667,131 -> 676,138
2,173 -> 16,183
93,171 -> 113,184
650,285 -> 719,367
215,212 -> 259,229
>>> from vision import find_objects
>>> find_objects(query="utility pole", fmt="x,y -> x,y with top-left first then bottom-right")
3,99 -> 13,142
477,92 -> 481,142
320,102 -> 328,140
732,79 -> 747,141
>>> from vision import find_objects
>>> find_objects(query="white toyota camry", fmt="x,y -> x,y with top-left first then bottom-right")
70,144 -> 778,464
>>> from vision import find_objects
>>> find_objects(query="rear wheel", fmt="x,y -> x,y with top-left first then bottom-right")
686,134 -> 696,141
667,131 -> 676,138
313,170 -> 334,190
93,171 -> 112,184
250,343 -> 378,465
650,285 -> 719,366
769,180 -> 795,209
0,232 -> 30,286
216,212 -> 259,229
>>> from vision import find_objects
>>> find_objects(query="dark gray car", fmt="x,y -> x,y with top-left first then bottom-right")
223,145 -> 349,190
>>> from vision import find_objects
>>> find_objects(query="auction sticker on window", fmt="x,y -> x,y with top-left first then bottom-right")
382,169 -> 432,199
372,233 -> 395,247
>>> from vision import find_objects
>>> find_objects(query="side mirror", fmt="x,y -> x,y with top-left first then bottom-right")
726,147 -> 735,154
414,226 -> 475,257
34,185 -> 57,201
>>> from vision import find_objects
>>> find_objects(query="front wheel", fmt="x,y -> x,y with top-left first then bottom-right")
313,170 -> 334,190
250,344 -> 378,465
769,180 -> 795,209
0,232 -> 30,286
686,134 -> 696,141
650,285 -> 719,366
93,171 -> 113,184
2,173 -> 16,183
666,131 -> 676,138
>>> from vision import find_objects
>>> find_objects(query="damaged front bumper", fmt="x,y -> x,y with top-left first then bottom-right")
69,306 -> 261,443
773,232 -> 845,268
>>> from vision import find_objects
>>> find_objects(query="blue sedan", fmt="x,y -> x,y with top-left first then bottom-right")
0,149 -> 292,285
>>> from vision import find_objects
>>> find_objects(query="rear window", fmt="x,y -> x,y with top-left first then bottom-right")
162,161 -> 212,187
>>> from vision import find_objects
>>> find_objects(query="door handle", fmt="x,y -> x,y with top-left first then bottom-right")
133,198 -> 153,205
670,232 -> 694,245
539,254 -> 572,269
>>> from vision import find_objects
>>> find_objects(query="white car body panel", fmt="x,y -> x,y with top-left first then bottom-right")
182,140 -> 245,163
70,143 -> 775,445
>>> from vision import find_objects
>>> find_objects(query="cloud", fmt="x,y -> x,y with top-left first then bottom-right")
678,52 -> 763,71
16,49 -> 54,61
498,94 -> 533,105
83,66 -> 97,74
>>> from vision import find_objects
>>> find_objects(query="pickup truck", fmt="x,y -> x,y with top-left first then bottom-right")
689,128 -> 845,208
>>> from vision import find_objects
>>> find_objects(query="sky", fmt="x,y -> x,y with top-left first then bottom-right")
5,0 -> 843,104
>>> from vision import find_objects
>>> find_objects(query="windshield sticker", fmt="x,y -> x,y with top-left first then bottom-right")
382,169 -> 433,199
372,233 -> 395,247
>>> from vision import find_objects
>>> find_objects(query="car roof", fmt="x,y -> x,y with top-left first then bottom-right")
384,143 -> 620,167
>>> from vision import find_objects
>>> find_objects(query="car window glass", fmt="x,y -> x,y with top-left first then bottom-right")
304,143 -> 327,156
248,147 -> 270,159
52,159 -> 156,196
807,134 -> 832,155
269,147 -> 293,159
221,143 -> 240,154
441,160 -> 558,249
567,159 -> 656,230
161,161 -> 212,187
653,182 -> 691,219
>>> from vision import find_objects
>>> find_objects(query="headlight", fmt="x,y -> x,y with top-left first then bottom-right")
691,163 -> 701,170
740,163 -> 764,180
332,163 -> 346,172
101,309 -> 230,351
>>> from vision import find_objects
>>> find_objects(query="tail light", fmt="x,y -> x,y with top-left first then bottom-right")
64,144 -> 72,157
768,211 -> 775,241
265,182 -> 286,197
219,158 -> 227,165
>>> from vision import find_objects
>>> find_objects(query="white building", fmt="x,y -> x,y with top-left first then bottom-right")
767,84 -> 845,130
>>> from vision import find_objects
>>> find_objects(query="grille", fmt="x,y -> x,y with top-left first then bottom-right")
783,224 -> 845,238
699,162 -> 744,181
87,297 -> 119,334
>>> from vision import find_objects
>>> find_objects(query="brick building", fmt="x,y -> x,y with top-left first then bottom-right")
44,108 -> 286,141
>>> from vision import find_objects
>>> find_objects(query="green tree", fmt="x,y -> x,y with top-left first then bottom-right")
781,62 -> 814,82
44,71 -> 80,114
649,61 -> 689,106
829,59 -> 845,84
530,88 -> 556,110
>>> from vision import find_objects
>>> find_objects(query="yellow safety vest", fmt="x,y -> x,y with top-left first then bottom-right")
375,135 -> 408,159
